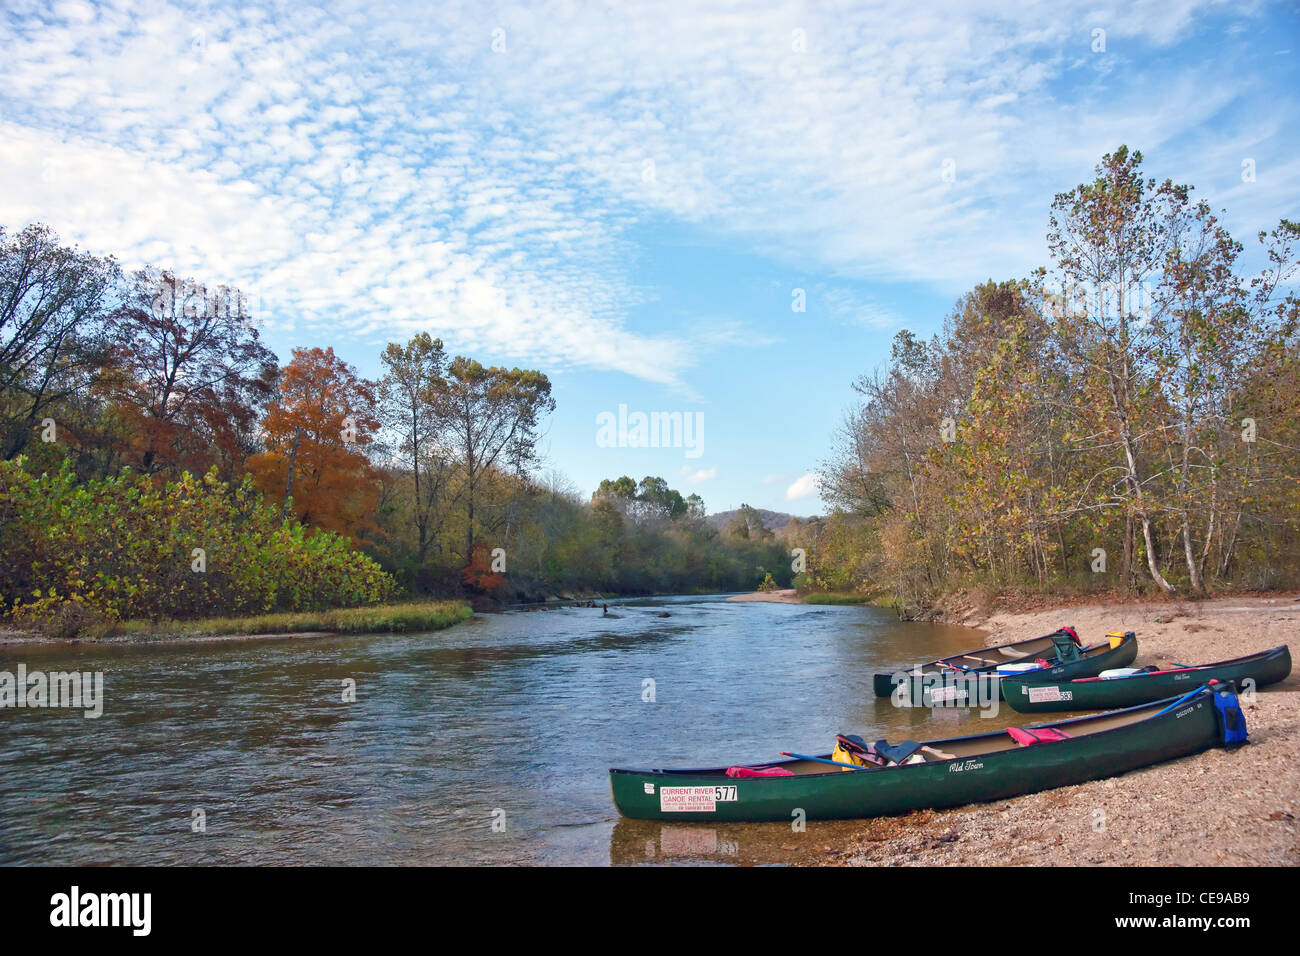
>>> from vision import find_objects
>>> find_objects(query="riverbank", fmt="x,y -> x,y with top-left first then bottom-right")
822,593 -> 1300,866
726,588 -> 802,604
728,589 -> 875,605
0,599 -> 473,645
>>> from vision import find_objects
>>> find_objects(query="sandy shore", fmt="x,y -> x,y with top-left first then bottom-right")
726,589 -> 802,603
827,594 -> 1300,866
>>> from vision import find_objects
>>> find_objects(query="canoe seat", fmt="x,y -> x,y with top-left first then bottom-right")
998,647 -> 1032,658
1007,727 -> 1071,746
997,661 -> 1047,675
920,745 -> 957,761
1102,665 -> 1144,681
1050,632 -> 1082,663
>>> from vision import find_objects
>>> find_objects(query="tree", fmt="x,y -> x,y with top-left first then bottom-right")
102,268 -> 277,479
594,475 -> 638,508
1046,146 -> 1188,594
0,223 -> 118,458
635,476 -> 688,522
461,540 -> 508,595
377,333 -> 450,564
439,358 -> 554,564
594,475 -> 691,524
814,150 -> 1300,608
247,347 -> 381,541
725,504 -> 774,541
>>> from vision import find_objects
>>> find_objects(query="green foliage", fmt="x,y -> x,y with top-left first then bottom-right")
816,148 -> 1300,613
451,475 -> 793,599
0,458 -> 394,628
800,592 -> 873,605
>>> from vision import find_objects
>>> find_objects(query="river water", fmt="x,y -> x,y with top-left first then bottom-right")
0,596 -> 1042,865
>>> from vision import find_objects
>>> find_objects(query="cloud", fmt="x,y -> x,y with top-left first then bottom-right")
785,472 -> 820,501
681,466 -> 717,482
813,285 -> 904,330
1,0 -> 1289,389
761,473 -> 788,485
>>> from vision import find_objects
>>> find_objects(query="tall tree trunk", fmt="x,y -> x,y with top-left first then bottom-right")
1176,396 -> 1206,594
412,410 -> 428,565
1119,413 -> 1176,595
1181,516 -> 1205,594
281,426 -> 302,522
1122,510 -> 1135,596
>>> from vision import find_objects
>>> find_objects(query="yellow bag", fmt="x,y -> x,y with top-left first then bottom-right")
1106,630 -> 1133,649
830,740 -> 871,770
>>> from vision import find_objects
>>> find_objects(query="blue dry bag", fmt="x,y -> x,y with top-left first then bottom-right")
1212,684 -> 1248,749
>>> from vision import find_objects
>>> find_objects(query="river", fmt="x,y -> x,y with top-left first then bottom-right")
0,595 -> 1040,865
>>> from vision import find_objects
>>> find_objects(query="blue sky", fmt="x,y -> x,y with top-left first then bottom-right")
2,0 -> 1297,514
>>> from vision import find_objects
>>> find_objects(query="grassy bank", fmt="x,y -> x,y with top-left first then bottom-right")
800,592 -> 876,605
57,600 -> 474,642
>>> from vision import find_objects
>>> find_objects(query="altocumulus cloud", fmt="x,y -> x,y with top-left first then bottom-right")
2,0 -> 1294,389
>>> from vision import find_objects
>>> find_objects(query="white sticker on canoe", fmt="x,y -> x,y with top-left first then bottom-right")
643,782 -> 655,794
659,785 -> 737,812
1027,685 -> 1072,703
930,686 -> 965,703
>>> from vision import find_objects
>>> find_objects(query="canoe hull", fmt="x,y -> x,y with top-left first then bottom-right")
1004,645 -> 1292,713
878,633 -> 1139,707
610,688 -> 1221,822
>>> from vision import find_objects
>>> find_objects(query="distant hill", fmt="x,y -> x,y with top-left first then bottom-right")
706,508 -> 815,532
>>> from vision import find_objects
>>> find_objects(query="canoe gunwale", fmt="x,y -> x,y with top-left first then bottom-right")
1002,644 -> 1291,714
609,684 -> 1224,821
609,681 -> 1215,780
1062,644 -> 1288,684
872,632 -> 1139,704
996,632 -> 1138,686
872,630 -> 1136,698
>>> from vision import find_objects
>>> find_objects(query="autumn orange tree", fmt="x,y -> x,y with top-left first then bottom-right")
247,346 -> 381,543
460,540 -> 507,595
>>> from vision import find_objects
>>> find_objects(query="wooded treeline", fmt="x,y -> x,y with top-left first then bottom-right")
10,146 -> 1291,625
807,148 -> 1300,615
1,222 -> 788,623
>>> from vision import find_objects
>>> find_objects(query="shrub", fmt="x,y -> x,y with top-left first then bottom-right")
0,458 -> 395,625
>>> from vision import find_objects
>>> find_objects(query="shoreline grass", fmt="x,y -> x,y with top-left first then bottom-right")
100,600 -> 473,641
799,592 -> 875,605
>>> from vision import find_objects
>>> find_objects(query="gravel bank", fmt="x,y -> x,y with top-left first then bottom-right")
828,595 -> 1300,866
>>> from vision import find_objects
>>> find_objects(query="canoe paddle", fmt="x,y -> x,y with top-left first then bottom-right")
1153,682 -> 1213,717
780,752 -> 874,771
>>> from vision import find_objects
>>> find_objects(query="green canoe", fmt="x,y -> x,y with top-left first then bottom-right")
875,629 -> 1138,707
609,682 -> 1238,822
1003,644 -> 1292,714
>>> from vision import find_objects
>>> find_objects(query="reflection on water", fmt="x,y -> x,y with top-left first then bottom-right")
609,818 -> 879,866
0,596 -> 1045,865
